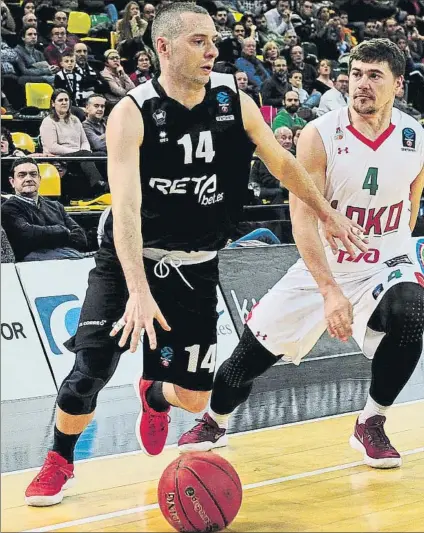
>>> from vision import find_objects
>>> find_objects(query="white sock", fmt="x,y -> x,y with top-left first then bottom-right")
208,409 -> 230,430
358,395 -> 390,424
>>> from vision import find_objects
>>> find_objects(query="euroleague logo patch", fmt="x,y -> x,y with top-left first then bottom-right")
402,127 -> 416,151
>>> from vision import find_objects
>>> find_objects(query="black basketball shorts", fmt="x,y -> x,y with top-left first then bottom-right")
64,248 -> 219,391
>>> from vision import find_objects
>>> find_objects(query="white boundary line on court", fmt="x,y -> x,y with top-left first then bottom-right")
3,398 -> 424,477
276,351 -> 362,365
22,446 -> 424,533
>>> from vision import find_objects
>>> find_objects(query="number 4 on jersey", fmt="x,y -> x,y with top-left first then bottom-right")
363,167 -> 379,196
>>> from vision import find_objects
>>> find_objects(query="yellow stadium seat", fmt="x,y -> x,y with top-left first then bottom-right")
38,163 -> 61,197
68,11 -> 91,35
233,12 -> 243,22
25,83 -> 54,109
110,31 -> 118,49
11,132 -> 36,153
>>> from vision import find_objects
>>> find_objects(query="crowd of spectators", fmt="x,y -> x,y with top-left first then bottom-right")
1,0 -> 424,260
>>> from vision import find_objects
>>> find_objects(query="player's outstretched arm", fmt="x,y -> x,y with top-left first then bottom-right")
410,165 -> 424,232
239,91 -> 367,259
106,97 -> 170,352
290,123 -> 352,342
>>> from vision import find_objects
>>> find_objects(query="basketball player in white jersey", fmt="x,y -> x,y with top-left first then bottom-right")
179,38 -> 424,469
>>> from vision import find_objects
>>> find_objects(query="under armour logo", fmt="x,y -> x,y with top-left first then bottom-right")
338,147 -> 349,154
256,331 -> 267,341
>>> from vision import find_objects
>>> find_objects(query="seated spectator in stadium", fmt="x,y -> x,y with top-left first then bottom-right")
261,57 -> 290,108
288,70 -> 309,104
340,11 -> 357,47
15,27 -> 57,84
1,127 -> 25,158
44,25 -> 74,67
141,2 -> 155,48
235,38 -> 270,90
74,43 -> 107,100
217,24 -> 244,63
52,11 -> 79,46
337,0 -> 396,25
23,1 -> 36,15
254,14 -> 285,53
262,40 -> 281,74
235,70 -> 260,106
314,58 -> 334,92
275,125 -> 293,151
265,0 -> 294,36
291,124 -> 304,154
83,94 -> 107,153
271,90 -> 307,130
289,45 -> 317,93
40,90 -> 107,192
1,2 -> 16,41
381,18 -> 404,42
116,2 -> 148,58
2,157 -> 87,262
214,7 -> 232,40
393,83 -> 422,119
54,52 -> 84,107
53,0 -> 78,13
316,13 -> 350,60
1,225 -> 15,263
130,50 -> 155,86
291,0 -> 317,42
240,13 -> 258,40
101,49 -> 135,107
362,19 -> 380,41
396,35 -> 424,76
316,72 -> 349,116
250,126 -> 293,202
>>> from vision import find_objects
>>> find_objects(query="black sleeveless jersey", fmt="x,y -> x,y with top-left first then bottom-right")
103,72 -> 256,252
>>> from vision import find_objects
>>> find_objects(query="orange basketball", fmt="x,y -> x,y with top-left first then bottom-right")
158,452 -> 242,532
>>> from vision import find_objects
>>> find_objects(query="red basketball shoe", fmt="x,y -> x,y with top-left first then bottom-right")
135,378 -> 170,456
25,451 -> 75,506
349,415 -> 402,468
178,413 -> 228,453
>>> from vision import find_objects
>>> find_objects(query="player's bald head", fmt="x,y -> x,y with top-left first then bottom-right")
151,2 -> 210,54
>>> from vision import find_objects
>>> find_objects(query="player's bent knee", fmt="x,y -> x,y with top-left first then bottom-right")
57,349 -> 120,415
173,386 -> 211,413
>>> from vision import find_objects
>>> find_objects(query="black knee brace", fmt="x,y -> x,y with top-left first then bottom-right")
211,326 -> 281,415
369,282 -> 424,345
57,348 -> 121,415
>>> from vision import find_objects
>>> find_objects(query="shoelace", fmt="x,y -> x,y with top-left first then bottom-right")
36,459 -> 68,485
186,418 -> 213,436
154,257 -> 194,290
148,411 -> 171,436
366,424 -> 392,449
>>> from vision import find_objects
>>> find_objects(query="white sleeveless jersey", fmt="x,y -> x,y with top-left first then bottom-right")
312,107 -> 424,275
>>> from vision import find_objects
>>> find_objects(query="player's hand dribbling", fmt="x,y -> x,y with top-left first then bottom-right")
323,210 -> 368,259
110,291 -> 171,353
323,286 -> 353,342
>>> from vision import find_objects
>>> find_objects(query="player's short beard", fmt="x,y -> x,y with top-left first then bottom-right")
352,101 -> 376,115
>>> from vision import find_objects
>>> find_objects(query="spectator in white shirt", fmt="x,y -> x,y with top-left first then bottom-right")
265,0 -> 295,36
316,73 -> 349,116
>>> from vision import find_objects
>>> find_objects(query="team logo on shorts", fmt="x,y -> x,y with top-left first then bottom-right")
416,238 -> 424,274
372,283 -> 384,300
401,128 -> 416,151
152,109 -> 166,126
160,346 -> 174,367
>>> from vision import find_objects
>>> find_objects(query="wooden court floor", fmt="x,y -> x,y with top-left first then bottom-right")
2,400 -> 424,533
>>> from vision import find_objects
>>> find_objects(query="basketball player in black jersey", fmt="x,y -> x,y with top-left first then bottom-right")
25,2 -> 367,506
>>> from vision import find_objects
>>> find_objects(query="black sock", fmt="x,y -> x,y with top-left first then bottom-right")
146,381 -> 170,412
52,426 -> 81,464
370,333 -> 422,406
211,326 -> 280,415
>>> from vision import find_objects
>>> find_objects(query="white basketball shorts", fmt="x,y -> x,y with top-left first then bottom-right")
246,257 -> 423,365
